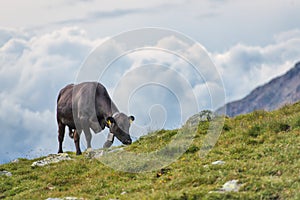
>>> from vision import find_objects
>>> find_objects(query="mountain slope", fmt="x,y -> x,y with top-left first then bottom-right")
219,62 -> 300,117
1,102 -> 300,199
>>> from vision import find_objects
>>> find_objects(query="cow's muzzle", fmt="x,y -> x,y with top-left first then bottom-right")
123,138 -> 132,145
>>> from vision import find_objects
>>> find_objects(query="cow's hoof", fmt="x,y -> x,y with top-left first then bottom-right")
58,150 -> 63,154
76,151 -> 82,155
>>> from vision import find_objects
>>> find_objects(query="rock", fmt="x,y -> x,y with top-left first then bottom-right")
220,180 -> 241,192
85,147 -> 124,160
185,114 -> 201,127
45,184 -> 55,190
121,191 -> 127,195
11,158 -> 20,163
211,160 -> 225,165
185,110 -> 215,127
0,170 -> 12,177
204,160 -> 225,168
32,153 -> 72,167
85,149 -> 104,159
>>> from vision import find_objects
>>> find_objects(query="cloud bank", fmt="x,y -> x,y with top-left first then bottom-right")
0,27 -> 98,163
213,29 -> 300,101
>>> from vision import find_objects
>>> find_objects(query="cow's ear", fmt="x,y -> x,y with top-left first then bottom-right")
106,117 -> 115,127
129,116 -> 135,123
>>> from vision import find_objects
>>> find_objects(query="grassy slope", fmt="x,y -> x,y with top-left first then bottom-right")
1,102 -> 300,200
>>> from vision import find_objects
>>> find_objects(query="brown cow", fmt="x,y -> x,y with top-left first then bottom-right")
56,82 -> 134,155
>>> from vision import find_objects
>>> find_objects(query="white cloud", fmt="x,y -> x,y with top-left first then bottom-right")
0,27 -> 99,163
0,92 -> 57,162
96,35 -> 225,134
274,29 -> 300,43
213,29 -> 300,101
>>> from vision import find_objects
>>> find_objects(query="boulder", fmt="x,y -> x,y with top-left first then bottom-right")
32,153 -> 71,167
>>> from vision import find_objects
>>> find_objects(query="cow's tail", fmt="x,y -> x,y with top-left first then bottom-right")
57,90 -> 62,104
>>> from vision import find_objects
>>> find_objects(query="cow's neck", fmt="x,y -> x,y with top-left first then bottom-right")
109,102 -> 119,117
112,112 -> 119,118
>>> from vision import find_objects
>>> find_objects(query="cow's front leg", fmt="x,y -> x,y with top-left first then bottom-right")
58,122 -> 65,153
74,130 -> 82,155
103,132 -> 114,148
81,117 -> 92,149
85,129 -> 92,149
90,118 -> 102,133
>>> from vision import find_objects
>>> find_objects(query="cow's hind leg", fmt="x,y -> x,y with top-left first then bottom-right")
58,121 -> 65,153
74,129 -> 82,155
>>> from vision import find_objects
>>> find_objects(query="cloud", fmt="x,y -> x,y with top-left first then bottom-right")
56,8 -> 143,25
54,1 -> 181,26
95,35 -> 225,134
0,27 -> 31,47
0,27 -> 99,163
0,92 -> 57,163
274,29 -> 300,43
55,2 -> 174,26
213,29 -> 300,101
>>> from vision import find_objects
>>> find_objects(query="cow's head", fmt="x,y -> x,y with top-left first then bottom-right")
106,113 -> 134,145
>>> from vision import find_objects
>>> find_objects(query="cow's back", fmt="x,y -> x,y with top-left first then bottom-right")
57,82 -> 116,129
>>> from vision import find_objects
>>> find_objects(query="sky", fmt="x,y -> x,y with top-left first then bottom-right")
1,0 -> 300,163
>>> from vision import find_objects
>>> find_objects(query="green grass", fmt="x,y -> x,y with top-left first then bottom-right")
1,102 -> 300,199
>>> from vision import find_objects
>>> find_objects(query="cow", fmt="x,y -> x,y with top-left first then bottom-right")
56,82 -> 135,155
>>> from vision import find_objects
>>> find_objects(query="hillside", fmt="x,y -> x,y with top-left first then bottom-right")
218,62 -> 300,117
1,102 -> 300,199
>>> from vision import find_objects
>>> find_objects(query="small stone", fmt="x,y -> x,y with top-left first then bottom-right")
277,170 -> 282,176
121,191 -> 127,195
46,184 -> 55,190
11,159 -> 19,163
211,160 -> 225,165
45,198 -> 62,200
0,170 -> 12,177
220,180 -> 241,192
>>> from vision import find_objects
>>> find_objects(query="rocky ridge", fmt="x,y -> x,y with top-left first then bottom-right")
217,62 -> 300,117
